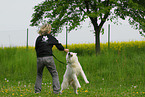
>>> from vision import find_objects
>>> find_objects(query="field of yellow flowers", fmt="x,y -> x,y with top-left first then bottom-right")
0,41 -> 145,97
61,40 -> 145,55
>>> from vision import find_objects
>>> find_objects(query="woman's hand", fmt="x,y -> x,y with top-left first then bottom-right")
64,49 -> 69,53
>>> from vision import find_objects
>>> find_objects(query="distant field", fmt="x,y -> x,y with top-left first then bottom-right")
0,41 -> 145,97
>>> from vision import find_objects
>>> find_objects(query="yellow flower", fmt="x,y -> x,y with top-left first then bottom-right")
12,93 -> 14,95
20,95 -> 23,96
85,90 -> 88,92
5,89 -> 8,93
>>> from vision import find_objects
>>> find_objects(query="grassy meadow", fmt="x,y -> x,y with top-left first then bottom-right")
0,41 -> 145,97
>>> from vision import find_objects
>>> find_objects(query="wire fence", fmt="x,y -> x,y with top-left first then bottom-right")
0,24 -> 144,48
0,28 -> 38,47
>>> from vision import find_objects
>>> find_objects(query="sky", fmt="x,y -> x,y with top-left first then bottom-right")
0,0 -> 144,47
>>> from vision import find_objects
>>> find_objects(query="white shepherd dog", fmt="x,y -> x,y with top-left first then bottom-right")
60,52 -> 89,94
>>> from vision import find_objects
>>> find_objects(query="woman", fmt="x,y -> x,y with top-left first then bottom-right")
34,24 -> 69,94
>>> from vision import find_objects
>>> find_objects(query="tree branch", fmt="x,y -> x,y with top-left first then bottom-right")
99,12 -> 109,28
84,0 -> 90,13
99,0 -> 110,28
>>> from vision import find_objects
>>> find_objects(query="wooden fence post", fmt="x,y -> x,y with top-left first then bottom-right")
26,28 -> 28,49
108,24 -> 110,50
66,27 -> 68,49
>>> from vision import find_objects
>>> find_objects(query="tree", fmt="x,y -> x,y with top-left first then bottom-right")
30,0 -> 145,54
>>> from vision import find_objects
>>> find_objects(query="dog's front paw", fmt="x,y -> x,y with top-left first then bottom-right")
78,85 -> 81,88
86,81 -> 89,84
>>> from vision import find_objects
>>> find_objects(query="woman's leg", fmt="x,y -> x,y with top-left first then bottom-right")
34,58 -> 45,93
44,56 -> 60,94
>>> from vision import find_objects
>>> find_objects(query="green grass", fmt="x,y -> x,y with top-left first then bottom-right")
0,41 -> 145,97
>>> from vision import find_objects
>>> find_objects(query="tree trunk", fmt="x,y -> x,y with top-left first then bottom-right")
95,27 -> 100,55
89,17 -> 101,55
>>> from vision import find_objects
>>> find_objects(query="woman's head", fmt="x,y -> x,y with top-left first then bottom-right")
38,24 -> 52,35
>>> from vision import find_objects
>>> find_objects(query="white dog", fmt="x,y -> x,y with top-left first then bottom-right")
60,52 -> 89,94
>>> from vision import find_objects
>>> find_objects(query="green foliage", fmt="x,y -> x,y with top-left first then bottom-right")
30,0 -> 112,32
30,0 -> 145,36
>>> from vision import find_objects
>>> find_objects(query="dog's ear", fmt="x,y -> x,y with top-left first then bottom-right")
75,53 -> 77,55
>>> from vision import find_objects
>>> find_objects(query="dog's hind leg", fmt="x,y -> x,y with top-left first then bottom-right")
60,79 -> 69,93
80,70 -> 89,83
72,74 -> 81,88
72,82 -> 78,94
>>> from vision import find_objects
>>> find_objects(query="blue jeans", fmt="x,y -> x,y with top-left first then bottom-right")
34,56 -> 60,94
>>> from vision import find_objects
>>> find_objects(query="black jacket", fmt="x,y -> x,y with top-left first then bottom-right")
35,34 -> 64,57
